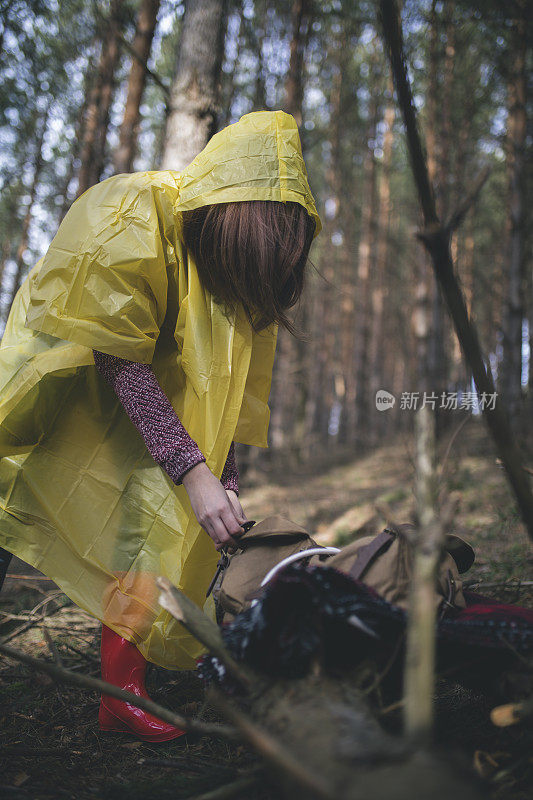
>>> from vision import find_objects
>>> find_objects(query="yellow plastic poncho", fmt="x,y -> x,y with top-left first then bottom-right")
0,110 -> 321,668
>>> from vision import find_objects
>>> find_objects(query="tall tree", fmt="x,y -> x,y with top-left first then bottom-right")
7,103 -> 51,310
114,0 -> 162,174
77,0 -> 125,196
269,0 -> 313,454
501,0 -> 528,432
369,81 -> 395,439
284,0 -> 311,127
160,0 -> 229,171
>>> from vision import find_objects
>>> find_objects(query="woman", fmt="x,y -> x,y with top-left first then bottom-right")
0,110 -> 321,740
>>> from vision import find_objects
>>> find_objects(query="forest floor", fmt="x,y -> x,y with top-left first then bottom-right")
1,417 -> 532,800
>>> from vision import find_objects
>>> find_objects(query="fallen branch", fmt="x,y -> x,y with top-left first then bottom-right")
0,642 -> 237,741
42,625 -> 64,667
0,596 -> 71,646
157,577 -> 255,690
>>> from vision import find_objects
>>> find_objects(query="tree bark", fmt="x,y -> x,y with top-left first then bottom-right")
160,0 -> 229,171
77,0 -> 124,196
6,104 -> 50,313
270,0 -> 313,456
501,0 -> 528,433
369,84 -> 395,441
350,68 -> 380,443
113,0 -> 161,174
284,0 -> 311,127
429,2 -> 454,430
90,0 -> 124,185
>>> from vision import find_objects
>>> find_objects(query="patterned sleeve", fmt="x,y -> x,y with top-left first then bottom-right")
220,440 -> 239,496
93,350 -> 239,493
93,350 -> 205,484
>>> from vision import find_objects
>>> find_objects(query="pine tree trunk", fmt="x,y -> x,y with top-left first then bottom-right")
501,0 -> 527,432
350,80 -> 380,444
160,0 -> 228,171
77,1 -> 124,196
284,0 -> 311,126
7,105 -> 50,314
270,0 -> 312,456
58,68 -> 93,222
220,7 -> 243,128
90,0 -> 124,185
114,0 -> 161,174
250,11 -> 267,112
369,85 -> 395,441
429,2 -> 455,430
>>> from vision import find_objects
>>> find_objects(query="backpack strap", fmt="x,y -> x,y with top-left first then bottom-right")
349,529 -> 395,581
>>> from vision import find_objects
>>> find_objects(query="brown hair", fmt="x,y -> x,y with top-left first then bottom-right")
181,200 -> 315,335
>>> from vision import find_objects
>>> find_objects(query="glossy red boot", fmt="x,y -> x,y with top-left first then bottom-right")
99,625 -> 186,742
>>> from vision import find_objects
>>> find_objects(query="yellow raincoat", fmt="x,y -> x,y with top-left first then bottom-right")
0,110 -> 321,669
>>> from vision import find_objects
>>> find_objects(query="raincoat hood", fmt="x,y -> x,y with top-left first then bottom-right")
176,109 -> 321,236
0,110 -> 321,670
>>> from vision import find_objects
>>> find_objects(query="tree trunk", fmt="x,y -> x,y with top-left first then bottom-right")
369,84 -> 395,441
77,1 -> 124,196
220,5 -> 243,127
160,0 -> 228,171
90,0 -> 124,185
250,10 -> 267,112
113,0 -> 161,174
7,105 -> 50,313
269,0 -> 312,456
58,64 -> 94,222
501,0 -> 527,433
284,0 -> 311,127
350,75 -> 380,444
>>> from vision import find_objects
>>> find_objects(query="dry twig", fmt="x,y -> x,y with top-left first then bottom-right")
157,577 -> 255,690
0,642 -> 237,741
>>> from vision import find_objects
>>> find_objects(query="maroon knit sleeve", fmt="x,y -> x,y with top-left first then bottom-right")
93,350 -> 205,484
220,440 -> 239,496
93,350 -> 239,493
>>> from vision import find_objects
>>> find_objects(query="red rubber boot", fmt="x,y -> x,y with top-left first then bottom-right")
98,625 -> 186,742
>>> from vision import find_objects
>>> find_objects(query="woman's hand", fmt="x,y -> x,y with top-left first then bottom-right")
182,462 -> 247,551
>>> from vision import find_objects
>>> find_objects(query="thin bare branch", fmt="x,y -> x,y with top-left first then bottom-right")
157,577 -> 255,690
0,643 -> 238,741
444,166 -> 491,233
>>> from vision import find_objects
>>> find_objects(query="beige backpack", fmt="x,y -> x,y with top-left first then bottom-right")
212,516 -> 329,621
212,517 -> 474,623
313,523 -> 474,613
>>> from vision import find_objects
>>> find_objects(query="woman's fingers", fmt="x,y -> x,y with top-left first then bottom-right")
220,500 -> 245,536
209,515 -> 238,551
